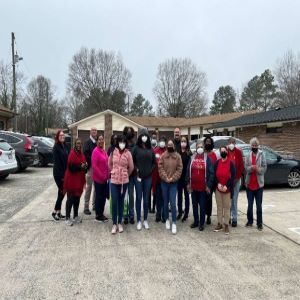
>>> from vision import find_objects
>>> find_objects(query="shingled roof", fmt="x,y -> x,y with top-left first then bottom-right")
212,105 -> 300,129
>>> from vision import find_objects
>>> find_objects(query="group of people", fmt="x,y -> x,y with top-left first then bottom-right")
51,126 -> 267,235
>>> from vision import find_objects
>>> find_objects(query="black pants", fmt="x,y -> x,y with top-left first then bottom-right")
54,176 -> 65,211
177,180 -> 189,216
205,191 -> 213,217
94,182 -> 107,217
66,194 -> 80,219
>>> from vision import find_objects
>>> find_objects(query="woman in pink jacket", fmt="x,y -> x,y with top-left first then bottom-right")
92,135 -> 110,223
109,135 -> 134,234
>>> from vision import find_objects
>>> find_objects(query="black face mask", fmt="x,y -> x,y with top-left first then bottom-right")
252,147 -> 258,154
205,144 -> 213,151
167,147 -> 174,153
220,151 -> 227,159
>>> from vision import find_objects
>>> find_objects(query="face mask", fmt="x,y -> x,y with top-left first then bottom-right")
167,146 -> 174,153
205,144 -> 212,151
151,139 -> 157,147
181,142 -> 187,148
141,135 -> 148,143
252,147 -> 258,154
119,143 -> 125,150
159,141 -> 165,148
197,147 -> 204,155
220,151 -> 227,159
228,143 -> 235,151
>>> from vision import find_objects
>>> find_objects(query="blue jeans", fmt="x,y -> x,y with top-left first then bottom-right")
126,176 -> 136,219
155,182 -> 164,220
161,182 -> 177,223
177,179 -> 190,216
135,176 -> 152,222
111,183 -> 128,225
246,187 -> 263,225
94,181 -> 108,217
231,179 -> 241,222
192,191 -> 207,226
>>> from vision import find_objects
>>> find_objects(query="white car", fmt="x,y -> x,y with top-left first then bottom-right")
0,139 -> 18,180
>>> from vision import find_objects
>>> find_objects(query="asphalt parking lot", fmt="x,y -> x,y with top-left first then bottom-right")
0,167 -> 299,299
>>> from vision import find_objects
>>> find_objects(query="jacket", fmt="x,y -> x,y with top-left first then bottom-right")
132,145 -> 156,178
158,151 -> 183,183
185,153 -> 214,191
109,148 -> 134,185
91,147 -> 109,184
53,142 -> 68,177
244,149 -> 267,188
179,150 -> 191,183
227,146 -> 244,180
152,147 -> 166,193
83,137 -> 97,169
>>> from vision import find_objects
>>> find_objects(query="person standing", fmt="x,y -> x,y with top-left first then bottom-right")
83,127 -> 97,215
107,134 -> 117,157
92,135 -> 110,223
64,138 -> 88,226
244,138 -> 267,231
204,136 -> 217,225
174,127 -> 181,152
214,146 -> 236,235
159,139 -> 183,235
123,126 -> 136,225
186,141 -> 214,231
227,137 -> 244,227
52,130 -> 69,221
132,128 -> 156,231
109,135 -> 134,234
149,131 -> 158,213
177,136 -> 191,222
153,136 -> 167,222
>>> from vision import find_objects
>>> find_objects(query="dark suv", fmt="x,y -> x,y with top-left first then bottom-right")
0,131 -> 39,171
32,136 -> 54,167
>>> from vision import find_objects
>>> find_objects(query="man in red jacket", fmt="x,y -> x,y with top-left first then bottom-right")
227,137 -> 244,227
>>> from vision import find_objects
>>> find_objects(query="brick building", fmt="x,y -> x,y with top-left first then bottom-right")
0,105 -> 15,131
212,105 -> 300,159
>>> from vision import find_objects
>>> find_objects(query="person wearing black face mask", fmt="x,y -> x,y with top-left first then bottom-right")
204,136 -> 217,225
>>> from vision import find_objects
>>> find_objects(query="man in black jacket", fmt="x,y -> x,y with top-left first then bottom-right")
174,127 -> 181,152
83,127 -> 97,215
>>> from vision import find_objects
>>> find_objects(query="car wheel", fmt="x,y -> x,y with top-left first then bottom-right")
287,170 -> 300,188
38,154 -> 45,167
0,174 -> 9,180
16,157 -> 22,172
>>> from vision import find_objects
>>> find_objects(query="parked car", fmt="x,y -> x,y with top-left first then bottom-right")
32,136 -> 54,167
0,131 -> 39,171
239,144 -> 300,188
0,139 -> 18,180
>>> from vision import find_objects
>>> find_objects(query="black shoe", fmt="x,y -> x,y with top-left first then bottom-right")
229,218 -> 232,225
150,208 -> 155,214
190,223 -> 199,229
199,226 -> 204,231
84,209 -> 91,215
129,218 -> 135,225
99,215 -> 109,222
206,216 -> 211,225
182,215 -> 188,222
124,218 -> 129,225
176,213 -> 182,221
232,221 -> 237,227
155,217 -> 161,223
52,212 -> 59,222
162,218 -> 166,223
57,212 -> 65,219
257,224 -> 263,231
245,222 -> 253,227
92,206 -> 95,211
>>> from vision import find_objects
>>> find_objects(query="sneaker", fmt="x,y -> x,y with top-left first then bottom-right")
206,216 -> 211,225
99,215 -> 108,222
83,209 -> 91,215
52,212 -> 59,222
124,218 -> 129,225
73,216 -> 82,224
224,224 -> 229,235
176,213 -> 182,221
57,212 -> 65,219
111,224 -> 117,234
182,215 -> 188,222
118,224 -> 124,233
199,226 -> 204,231
129,218 -> 135,225
143,220 -> 150,230
65,219 -> 73,226
166,219 -> 171,230
245,222 -> 253,227
257,224 -> 263,231
190,223 -> 199,229
232,221 -> 237,227
172,223 -> 177,235
155,217 -> 161,223
137,221 -> 142,231
214,223 -> 223,232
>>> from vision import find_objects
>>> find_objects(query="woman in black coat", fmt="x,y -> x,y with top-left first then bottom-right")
52,130 -> 69,221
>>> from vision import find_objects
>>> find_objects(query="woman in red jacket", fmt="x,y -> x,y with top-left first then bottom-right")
64,138 -> 88,226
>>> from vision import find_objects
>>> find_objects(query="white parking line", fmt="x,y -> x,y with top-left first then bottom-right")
262,204 -> 275,211
288,228 -> 300,235
264,190 -> 300,194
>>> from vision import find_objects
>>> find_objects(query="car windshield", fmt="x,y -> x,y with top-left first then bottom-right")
0,140 -> 13,151
43,139 -> 54,147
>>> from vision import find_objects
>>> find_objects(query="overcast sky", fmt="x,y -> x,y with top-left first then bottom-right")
1,0 -> 300,109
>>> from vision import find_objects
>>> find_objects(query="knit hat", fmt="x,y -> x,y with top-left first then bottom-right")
139,127 -> 149,137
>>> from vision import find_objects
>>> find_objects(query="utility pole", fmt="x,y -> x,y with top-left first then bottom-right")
11,32 -> 17,131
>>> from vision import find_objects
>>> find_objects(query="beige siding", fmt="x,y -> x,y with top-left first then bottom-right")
112,114 -> 139,131
77,114 -> 105,131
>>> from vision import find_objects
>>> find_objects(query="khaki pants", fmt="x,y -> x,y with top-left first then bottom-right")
84,168 -> 95,210
215,189 -> 231,226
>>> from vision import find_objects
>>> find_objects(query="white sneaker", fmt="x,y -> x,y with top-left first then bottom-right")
65,219 -> 73,226
73,216 -> 82,224
111,224 -> 118,234
118,224 -> 124,233
166,219 -> 171,230
137,221 -> 142,231
172,223 -> 177,235
143,220 -> 149,230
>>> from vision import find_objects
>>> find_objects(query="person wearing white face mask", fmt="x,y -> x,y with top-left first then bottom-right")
186,140 -> 214,231
149,131 -> 158,213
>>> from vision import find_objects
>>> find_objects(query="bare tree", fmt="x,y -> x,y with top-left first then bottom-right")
153,58 -> 207,117
275,50 -> 300,106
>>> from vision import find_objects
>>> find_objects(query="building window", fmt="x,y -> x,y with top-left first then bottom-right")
266,127 -> 282,134
0,121 -> 4,130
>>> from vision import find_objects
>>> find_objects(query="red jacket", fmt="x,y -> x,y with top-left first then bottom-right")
227,146 -> 244,180
152,147 -> 166,193
64,149 -> 87,197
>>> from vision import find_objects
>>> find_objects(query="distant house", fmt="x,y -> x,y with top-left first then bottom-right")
68,109 -> 254,149
211,105 -> 300,159
0,105 -> 15,131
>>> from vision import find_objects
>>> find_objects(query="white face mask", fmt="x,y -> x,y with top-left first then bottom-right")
181,142 -> 187,148
228,143 -> 235,151
159,141 -> 165,148
141,135 -> 148,143
197,147 -> 204,155
119,143 -> 125,150
151,139 -> 157,147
